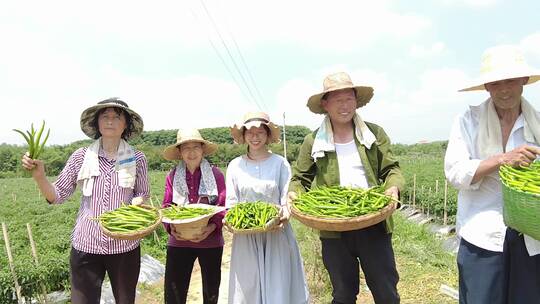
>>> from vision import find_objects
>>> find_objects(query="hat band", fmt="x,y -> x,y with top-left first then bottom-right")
244,117 -> 269,124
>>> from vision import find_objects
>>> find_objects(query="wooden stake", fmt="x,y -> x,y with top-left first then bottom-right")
444,180 -> 448,226
26,223 -> 49,304
435,180 -> 439,195
2,223 -> 23,304
149,197 -> 160,245
413,174 -> 416,209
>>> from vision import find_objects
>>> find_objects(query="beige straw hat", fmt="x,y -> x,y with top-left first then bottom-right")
80,97 -> 144,139
163,128 -> 218,160
460,45 -> 540,92
230,112 -> 281,144
307,72 -> 374,114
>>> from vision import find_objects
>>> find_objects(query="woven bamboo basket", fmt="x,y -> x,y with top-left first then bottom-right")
291,201 -> 397,232
502,182 -> 540,240
224,217 -> 280,235
162,204 -> 225,240
100,205 -> 162,241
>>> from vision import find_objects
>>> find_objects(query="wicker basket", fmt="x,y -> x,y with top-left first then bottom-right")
502,182 -> 540,240
100,205 -> 162,241
162,204 -> 225,240
291,201 -> 397,232
224,217 -> 280,234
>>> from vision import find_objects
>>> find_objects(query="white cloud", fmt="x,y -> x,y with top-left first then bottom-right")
438,0 -> 500,7
520,32 -> 540,66
409,42 -> 446,58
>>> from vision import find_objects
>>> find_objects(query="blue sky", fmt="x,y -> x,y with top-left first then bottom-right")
2,0 -> 540,145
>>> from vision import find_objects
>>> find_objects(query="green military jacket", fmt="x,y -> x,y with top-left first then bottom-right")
289,121 -> 405,238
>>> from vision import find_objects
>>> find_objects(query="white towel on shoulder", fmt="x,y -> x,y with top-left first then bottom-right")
311,113 -> 376,161
77,138 -> 137,196
477,97 -> 540,159
476,97 -> 540,256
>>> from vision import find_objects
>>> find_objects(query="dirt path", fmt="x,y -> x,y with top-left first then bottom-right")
136,231 -> 233,303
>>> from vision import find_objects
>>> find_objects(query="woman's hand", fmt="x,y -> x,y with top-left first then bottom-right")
131,196 -> 145,206
275,205 -> 291,229
21,152 -> 46,179
170,225 -> 187,241
190,223 -> 216,243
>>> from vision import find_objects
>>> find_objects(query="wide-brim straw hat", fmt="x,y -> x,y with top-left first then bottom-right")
307,72 -> 374,114
163,128 -> 218,160
460,45 -> 540,92
80,97 -> 144,139
230,112 -> 281,144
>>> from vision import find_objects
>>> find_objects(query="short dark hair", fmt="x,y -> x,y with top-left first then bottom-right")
90,98 -> 134,140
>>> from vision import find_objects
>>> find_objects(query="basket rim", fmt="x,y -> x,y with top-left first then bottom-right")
501,179 -> 540,197
161,204 -> 225,224
99,204 -> 162,240
291,201 -> 396,231
224,216 -> 280,234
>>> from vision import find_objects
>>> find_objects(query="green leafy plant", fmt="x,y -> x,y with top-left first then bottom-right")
13,121 -> 50,159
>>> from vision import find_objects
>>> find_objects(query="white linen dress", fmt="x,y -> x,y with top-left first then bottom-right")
226,153 -> 309,304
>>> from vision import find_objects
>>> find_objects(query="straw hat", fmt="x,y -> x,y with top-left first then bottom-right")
307,72 -> 374,114
460,45 -> 540,92
230,112 -> 281,144
163,128 -> 218,160
80,97 -> 144,139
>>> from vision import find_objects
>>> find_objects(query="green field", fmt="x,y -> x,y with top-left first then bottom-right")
0,142 -> 459,303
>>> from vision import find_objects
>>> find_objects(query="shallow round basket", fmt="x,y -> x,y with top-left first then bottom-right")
291,202 -> 397,232
100,205 -> 162,241
224,217 -> 280,235
502,182 -> 540,240
162,204 -> 225,240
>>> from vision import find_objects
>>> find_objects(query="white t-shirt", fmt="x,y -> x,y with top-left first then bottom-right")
335,140 -> 369,189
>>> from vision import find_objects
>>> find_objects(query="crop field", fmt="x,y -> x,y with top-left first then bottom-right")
0,146 -> 459,303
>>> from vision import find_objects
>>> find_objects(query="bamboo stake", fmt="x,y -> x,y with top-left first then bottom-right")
149,197 -> 160,245
435,179 -> 439,195
26,223 -> 48,304
2,223 -> 23,304
412,174 -> 416,209
444,180 -> 448,226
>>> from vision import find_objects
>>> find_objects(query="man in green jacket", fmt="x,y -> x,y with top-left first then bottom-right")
288,72 -> 404,304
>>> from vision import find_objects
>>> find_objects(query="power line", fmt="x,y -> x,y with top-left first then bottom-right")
198,0 -> 267,112
186,3 -> 255,106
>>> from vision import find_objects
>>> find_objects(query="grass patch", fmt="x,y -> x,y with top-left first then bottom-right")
292,212 -> 458,303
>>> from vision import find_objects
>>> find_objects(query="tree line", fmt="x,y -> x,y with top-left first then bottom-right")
0,125 -> 312,178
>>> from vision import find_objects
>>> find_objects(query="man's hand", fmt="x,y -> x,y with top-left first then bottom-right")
384,186 -> 399,201
500,145 -> 540,167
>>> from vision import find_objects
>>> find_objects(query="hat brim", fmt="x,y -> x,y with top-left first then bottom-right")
80,104 -> 144,139
307,86 -> 374,114
459,71 -> 540,92
163,139 -> 219,161
230,121 -> 281,145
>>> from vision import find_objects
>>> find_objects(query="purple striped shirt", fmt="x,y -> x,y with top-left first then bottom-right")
52,147 -> 150,255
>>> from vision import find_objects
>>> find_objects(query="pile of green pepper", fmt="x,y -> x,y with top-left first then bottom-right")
500,162 -> 540,195
293,185 -> 392,218
225,201 -> 279,229
98,204 -> 159,233
161,205 -> 214,220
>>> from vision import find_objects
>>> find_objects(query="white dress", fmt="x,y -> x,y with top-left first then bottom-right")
226,154 -> 309,304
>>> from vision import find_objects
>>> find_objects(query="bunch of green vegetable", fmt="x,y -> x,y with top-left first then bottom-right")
13,120 -> 50,159
97,204 -> 159,233
293,185 -> 392,218
500,162 -> 540,195
161,205 -> 214,220
225,201 -> 279,229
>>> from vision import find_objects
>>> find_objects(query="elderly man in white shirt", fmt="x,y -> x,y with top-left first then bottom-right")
445,45 -> 540,304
